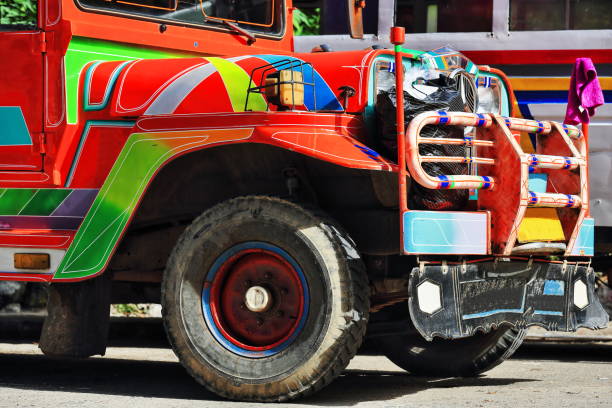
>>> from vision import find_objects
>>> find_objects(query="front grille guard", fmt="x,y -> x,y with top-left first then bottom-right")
390,28 -> 589,256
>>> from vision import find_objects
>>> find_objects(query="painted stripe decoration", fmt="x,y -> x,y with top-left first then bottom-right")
0,189 -> 70,215
84,61 -> 131,111
0,107 -> 32,146
54,128 -> 254,279
437,111 -> 449,124
65,121 -> 136,187
476,113 -> 486,127
206,57 -> 267,112
0,189 -> 98,231
255,55 -> 343,111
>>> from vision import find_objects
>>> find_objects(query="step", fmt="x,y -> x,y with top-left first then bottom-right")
434,175 -> 495,190
419,137 -> 495,147
421,156 -> 495,165
527,154 -> 582,170
526,191 -> 582,208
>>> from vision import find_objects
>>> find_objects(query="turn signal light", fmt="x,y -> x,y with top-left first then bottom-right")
14,253 -> 50,270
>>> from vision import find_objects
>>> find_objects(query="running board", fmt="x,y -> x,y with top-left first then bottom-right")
408,262 -> 609,341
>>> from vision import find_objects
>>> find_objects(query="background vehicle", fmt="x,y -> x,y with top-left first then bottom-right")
295,0 -> 612,251
0,0 -> 608,402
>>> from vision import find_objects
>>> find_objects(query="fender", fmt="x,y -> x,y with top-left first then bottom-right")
81,53 -> 375,119
50,110 -> 394,281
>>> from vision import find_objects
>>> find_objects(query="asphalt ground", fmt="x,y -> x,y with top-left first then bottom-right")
1,316 -> 611,408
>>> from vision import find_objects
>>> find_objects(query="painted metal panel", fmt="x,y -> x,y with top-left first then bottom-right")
403,210 -> 488,254
571,217 -> 595,256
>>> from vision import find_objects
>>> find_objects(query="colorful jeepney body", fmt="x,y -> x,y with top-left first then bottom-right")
0,0 -> 608,402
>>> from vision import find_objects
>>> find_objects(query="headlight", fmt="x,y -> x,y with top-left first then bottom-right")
476,76 -> 501,114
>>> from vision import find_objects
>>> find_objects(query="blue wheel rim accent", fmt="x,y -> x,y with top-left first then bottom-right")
201,241 -> 310,358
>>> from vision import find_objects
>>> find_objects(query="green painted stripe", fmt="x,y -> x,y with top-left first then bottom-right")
206,57 -> 267,112
0,188 -> 37,215
397,46 -> 425,58
0,189 -> 38,215
55,134 -> 189,278
20,189 -> 72,216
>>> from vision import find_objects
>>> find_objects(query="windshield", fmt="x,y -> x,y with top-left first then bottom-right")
78,0 -> 277,31
419,47 -> 479,76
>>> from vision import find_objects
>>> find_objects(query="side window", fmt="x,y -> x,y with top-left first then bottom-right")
396,0 -> 493,33
292,1 -> 377,36
0,0 -> 37,30
510,0 -> 612,30
77,0 -> 281,33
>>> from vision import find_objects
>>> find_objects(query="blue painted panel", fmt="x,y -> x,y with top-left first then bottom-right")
0,106 -> 32,146
403,211 -> 488,254
571,217 -> 594,256
543,280 -> 565,296
528,173 -> 548,193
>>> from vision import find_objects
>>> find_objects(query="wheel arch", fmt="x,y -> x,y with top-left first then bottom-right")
53,141 -> 399,282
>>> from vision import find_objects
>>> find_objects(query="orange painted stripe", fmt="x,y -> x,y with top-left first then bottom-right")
510,77 -> 612,91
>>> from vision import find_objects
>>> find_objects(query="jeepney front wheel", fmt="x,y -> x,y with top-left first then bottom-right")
378,322 -> 526,377
162,196 -> 369,402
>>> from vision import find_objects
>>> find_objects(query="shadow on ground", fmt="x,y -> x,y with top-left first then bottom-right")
1,315 -> 610,405
0,352 -> 536,405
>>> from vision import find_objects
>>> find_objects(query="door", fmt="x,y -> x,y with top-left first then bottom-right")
0,0 -> 44,171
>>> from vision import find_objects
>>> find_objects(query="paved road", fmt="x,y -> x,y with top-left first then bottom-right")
1,341 -> 611,408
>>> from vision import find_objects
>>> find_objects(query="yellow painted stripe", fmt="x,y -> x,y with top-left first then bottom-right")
510,76 -> 612,91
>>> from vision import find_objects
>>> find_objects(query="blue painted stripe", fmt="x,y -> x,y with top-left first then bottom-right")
83,61 -> 131,111
463,308 -> 524,319
476,113 -> 485,127
528,191 -> 538,204
534,310 -> 563,316
482,175 -> 492,190
0,106 -> 32,146
437,174 -> 450,189
438,110 -> 449,124
201,241 -> 309,358
563,157 -> 571,169
543,280 -> 565,296
515,90 -> 612,104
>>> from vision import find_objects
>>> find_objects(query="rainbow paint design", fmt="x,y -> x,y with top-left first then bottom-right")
0,189 -> 97,230
53,128 -> 254,279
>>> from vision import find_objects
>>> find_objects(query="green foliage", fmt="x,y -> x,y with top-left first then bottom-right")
112,303 -> 144,316
293,7 -> 320,36
0,0 -> 37,26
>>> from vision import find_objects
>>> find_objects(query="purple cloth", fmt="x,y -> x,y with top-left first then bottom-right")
564,57 -> 605,125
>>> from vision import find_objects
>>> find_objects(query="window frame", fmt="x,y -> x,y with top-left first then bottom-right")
73,0 -> 285,39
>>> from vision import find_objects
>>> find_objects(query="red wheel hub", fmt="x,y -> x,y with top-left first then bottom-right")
209,249 -> 305,350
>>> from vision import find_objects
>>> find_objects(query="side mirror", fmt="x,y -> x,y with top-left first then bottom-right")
348,0 -> 365,39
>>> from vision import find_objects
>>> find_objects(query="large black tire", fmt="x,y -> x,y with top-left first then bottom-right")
162,196 -> 369,402
378,323 -> 526,377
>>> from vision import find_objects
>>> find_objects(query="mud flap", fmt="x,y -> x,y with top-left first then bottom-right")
408,262 -> 609,340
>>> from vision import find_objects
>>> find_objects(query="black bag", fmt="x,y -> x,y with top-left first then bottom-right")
375,75 -> 468,210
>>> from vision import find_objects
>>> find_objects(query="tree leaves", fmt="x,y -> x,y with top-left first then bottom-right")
0,0 -> 37,27
293,7 -> 320,36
